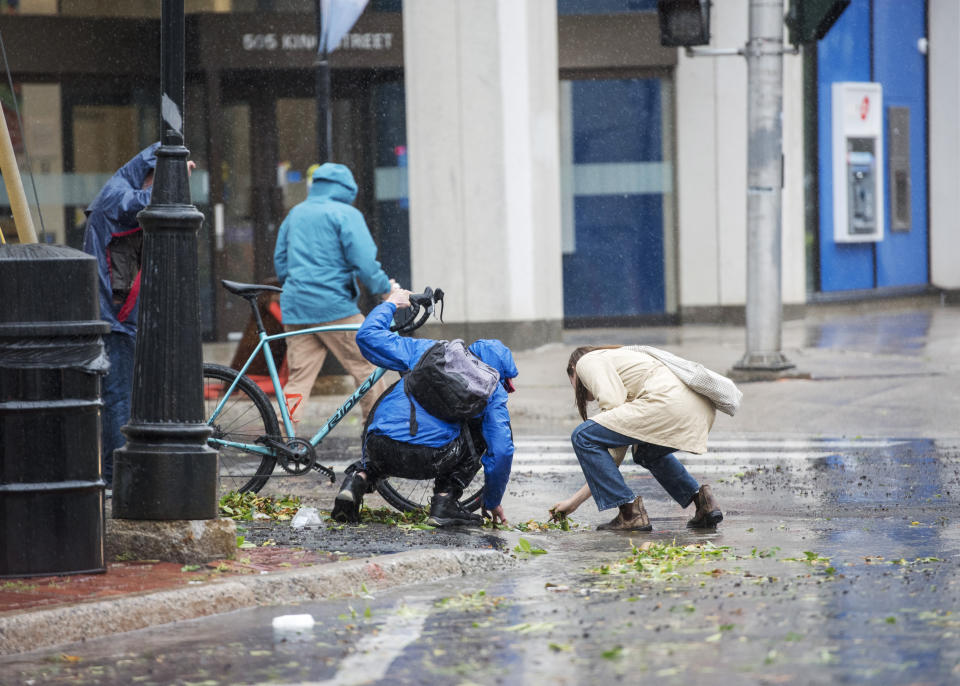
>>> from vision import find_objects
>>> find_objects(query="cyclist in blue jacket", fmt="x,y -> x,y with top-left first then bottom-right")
332,288 -> 518,527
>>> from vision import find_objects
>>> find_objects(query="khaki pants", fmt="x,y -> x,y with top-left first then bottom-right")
283,314 -> 386,423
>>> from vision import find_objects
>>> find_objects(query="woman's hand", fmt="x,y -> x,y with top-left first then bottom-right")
549,497 -> 580,520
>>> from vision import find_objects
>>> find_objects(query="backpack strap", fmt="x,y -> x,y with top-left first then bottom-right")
400,373 -> 419,437
461,421 -> 478,460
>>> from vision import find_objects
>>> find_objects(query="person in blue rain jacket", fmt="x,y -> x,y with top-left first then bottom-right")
273,163 -> 395,423
82,143 -> 159,491
331,288 -> 518,527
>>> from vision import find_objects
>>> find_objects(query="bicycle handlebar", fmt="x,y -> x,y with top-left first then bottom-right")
389,287 -> 444,334
218,278 -> 442,336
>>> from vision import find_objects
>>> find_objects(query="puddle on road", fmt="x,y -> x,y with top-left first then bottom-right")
804,310 -> 932,355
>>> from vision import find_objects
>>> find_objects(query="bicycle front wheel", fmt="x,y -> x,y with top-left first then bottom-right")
376,473 -> 485,514
203,363 -> 280,494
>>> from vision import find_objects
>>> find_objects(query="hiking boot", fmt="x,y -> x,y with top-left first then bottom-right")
426,493 -> 483,527
687,484 -> 723,528
331,473 -> 367,524
597,496 -> 652,532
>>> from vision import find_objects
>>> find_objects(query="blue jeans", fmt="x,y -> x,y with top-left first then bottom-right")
102,332 -> 136,486
571,420 -> 700,511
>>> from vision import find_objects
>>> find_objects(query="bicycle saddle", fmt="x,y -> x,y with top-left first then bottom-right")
221,279 -> 283,297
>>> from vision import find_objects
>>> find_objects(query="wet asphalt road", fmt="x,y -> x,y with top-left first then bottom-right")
2,436 -> 958,685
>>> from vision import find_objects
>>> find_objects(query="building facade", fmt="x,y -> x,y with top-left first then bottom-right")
0,0 -> 954,351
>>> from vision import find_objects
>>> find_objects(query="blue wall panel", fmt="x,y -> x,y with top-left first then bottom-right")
872,0 -> 928,287
817,0 -> 874,292
816,0 -> 928,293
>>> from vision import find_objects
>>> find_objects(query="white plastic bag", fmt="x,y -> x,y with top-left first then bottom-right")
290,506 -> 323,529
272,614 -> 316,630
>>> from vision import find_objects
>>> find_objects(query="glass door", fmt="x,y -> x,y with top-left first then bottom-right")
215,102 -> 256,339
560,75 -> 676,325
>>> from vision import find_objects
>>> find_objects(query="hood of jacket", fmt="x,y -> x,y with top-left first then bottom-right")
309,162 -> 358,204
469,339 -> 518,384
85,143 -> 159,217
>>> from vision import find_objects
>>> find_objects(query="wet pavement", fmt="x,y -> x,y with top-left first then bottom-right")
2,435 -> 958,685
2,298 -> 959,683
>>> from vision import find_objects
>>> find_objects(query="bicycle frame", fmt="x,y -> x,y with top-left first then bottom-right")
206,323 -> 387,455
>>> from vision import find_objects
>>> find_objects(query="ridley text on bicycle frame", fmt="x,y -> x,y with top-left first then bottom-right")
206,322 -> 387,454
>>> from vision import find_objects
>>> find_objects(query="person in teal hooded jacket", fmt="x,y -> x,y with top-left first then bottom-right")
273,163 -> 395,422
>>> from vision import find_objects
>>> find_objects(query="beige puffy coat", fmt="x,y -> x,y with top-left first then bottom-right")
575,347 -> 716,454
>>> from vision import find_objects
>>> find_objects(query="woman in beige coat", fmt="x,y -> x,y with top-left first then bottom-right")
551,346 -> 723,531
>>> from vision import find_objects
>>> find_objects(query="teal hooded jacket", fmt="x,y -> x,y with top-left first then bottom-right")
274,163 -> 391,324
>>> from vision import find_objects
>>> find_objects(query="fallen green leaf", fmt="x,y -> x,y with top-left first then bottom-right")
602,646 -> 623,660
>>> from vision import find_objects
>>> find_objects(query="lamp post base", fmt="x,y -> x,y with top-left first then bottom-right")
112,423 -> 217,521
734,351 -> 795,371
729,351 -> 808,383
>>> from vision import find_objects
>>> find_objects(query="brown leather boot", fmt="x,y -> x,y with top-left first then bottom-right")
597,496 -> 652,531
687,485 -> 723,528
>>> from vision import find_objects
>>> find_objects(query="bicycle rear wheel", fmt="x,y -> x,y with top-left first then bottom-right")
376,474 -> 485,514
203,363 -> 279,494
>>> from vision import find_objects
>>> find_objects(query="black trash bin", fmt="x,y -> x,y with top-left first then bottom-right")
0,244 -> 110,577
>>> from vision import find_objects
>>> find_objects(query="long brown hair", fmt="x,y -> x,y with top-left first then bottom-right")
566,345 -> 622,420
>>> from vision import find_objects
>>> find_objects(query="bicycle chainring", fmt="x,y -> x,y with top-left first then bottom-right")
279,437 -> 317,475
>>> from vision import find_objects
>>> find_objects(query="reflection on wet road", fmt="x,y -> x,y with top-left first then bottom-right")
804,310 -> 932,355
2,437 -> 958,685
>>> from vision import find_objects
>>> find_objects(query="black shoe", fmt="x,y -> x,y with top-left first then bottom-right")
426,493 -> 483,528
331,474 -> 367,524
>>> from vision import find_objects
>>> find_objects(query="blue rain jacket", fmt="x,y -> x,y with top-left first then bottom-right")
82,143 -> 158,337
357,302 -> 517,508
274,163 -> 391,324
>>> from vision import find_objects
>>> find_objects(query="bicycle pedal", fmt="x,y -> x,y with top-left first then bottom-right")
313,463 -> 336,482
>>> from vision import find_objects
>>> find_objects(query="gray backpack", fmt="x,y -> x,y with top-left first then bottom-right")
404,339 -> 500,434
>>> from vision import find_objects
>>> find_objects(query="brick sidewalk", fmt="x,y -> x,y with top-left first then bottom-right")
0,546 -> 336,616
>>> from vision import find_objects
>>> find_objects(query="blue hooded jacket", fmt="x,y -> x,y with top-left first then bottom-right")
82,143 -> 158,336
274,163 -> 391,324
356,302 -> 518,509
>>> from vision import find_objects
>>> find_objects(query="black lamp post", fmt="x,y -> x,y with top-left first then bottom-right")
315,0 -> 332,162
112,0 -> 218,520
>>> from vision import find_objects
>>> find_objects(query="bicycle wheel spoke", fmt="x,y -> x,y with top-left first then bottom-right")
203,364 -> 279,495
377,471 -> 485,514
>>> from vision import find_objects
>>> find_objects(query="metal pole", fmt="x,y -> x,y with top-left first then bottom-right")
113,0 -> 218,520
0,107 -> 38,244
315,0 -> 332,163
735,0 -> 794,372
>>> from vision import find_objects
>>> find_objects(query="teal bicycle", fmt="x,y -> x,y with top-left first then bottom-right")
202,280 -> 485,513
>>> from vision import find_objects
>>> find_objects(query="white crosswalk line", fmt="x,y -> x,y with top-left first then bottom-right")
508,436 -> 909,474
320,437 -> 908,477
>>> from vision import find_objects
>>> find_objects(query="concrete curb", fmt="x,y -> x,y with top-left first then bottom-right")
0,548 -> 515,657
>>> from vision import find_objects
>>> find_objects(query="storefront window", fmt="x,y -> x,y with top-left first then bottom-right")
372,80 -> 409,290
0,82 -> 169,248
